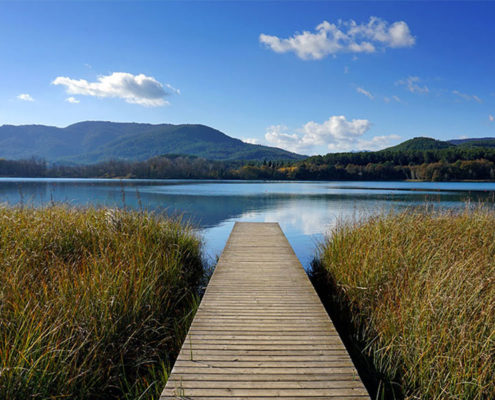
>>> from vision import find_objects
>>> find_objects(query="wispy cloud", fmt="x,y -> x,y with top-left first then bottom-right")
489,115 -> 494,122
356,87 -> 374,100
17,93 -> 34,102
52,72 -> 177,107
452,90 -> 482,103
264,115 -> 399,154
260,17 -> 415,60
396,76 -> 429,94
65,97 -> 80,104
384,95 -> 401,103
165,83 -> 181,95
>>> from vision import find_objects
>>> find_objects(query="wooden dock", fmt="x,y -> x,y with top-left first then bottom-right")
161,222 -> 369,399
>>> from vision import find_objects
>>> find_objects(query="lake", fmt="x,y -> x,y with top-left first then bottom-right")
1,178 -> 495,269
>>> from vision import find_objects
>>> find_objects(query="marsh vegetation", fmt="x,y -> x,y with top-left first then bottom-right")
313,207 -> 495,399
0,206 -> 203,399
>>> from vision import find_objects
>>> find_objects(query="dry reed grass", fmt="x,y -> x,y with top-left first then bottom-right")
0,205 -> 203,399
314,207 -> 495,399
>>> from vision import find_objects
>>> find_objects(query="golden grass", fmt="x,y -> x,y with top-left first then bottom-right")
0,205 -> 203,399
314,207 -> 495,399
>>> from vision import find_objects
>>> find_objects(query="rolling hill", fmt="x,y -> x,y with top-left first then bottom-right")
384,136 -> 495,152
448,137 -> 495,147
383,137 -> 455,152
0,121 -> 305,163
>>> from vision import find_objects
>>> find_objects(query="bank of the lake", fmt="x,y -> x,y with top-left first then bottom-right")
312,208 -> 495,399
3,178 -> 495,270
0,206 -> 203,400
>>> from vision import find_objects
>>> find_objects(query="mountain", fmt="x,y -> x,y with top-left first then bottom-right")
383,136 -> 495,152
0,121 -> 305,163
383,137 -> 455,152
448,137 -> 495,147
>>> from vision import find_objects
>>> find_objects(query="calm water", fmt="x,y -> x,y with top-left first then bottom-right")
2,178 -> 495,269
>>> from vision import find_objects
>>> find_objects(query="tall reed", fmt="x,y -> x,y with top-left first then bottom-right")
0,205 -> 203,399
313,207 -> 495,399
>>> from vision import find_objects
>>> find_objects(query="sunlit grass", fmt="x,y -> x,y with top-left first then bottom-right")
0,205 -> 203,399
313,207 -> 495,399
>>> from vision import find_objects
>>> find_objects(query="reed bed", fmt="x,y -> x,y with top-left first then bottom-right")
0,205 -> 203,399
313,207 -> 495,400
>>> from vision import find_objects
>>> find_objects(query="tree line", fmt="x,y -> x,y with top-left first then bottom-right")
2,146 -> 495,181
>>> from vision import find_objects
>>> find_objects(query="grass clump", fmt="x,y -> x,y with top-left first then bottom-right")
0,205 -> 203,399
313,207 -> 495,400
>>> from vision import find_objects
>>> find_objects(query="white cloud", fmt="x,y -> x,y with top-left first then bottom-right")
243,138 -> 260,144
452,90 -> 482,103
259,17 -> 415,60
388,21 -> 416,47
357,87 -> 374,100
65,96 -> 80,104
17,93 -> 34,102
52,72 -> 176,107
165,83 -> 181,95
489,115 -> 494,122
347,19 -> 415,48
396,76 -> 429,94
265,125 -> 301,150
384,95 -> 401,103
264,115 -> 400,154
344,66 -> 349,74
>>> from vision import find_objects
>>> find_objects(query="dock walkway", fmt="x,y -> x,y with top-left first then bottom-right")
161,222 -> 369,399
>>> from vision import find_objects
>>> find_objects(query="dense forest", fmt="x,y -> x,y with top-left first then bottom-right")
3,140 -> 495,181
0,121 -> 303,162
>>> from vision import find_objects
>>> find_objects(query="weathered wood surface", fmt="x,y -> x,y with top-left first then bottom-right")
161,222 -> 369,399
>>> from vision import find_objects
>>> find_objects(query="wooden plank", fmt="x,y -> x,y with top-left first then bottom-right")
161,394 -> 369,400
172,360 -> 356,368
174,344 -> 349,351
162,397 -> 369,400
176,355 -> 352,362
165,380 -> 367,389
165,374 -> 362,383
161,222 -> 369,399
162,388 -> 369,397
167,366 -> 361,375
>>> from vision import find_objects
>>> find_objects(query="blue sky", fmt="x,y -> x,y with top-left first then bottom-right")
1,1 -> 494,155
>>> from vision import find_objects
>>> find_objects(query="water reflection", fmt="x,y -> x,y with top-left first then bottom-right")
1,178 -> 494,269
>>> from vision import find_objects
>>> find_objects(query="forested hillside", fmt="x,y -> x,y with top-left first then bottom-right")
0,121 -> 304,162
2,136 -> 495,181
383,137 -> 454,151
